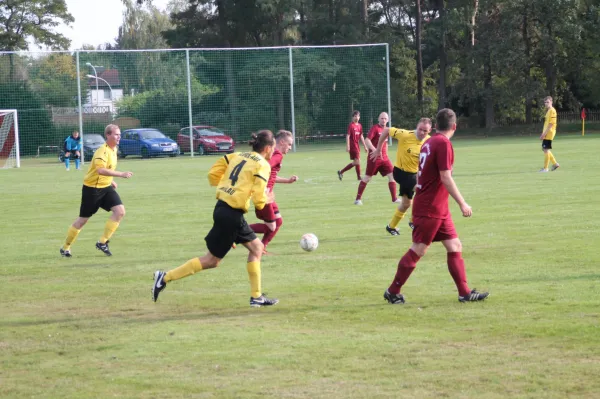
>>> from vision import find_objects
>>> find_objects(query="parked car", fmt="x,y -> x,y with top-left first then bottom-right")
177,126 -> 235,155
58,133 -> 106,162
119,128 -> 180,158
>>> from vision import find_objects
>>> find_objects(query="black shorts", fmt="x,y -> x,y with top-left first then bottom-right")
393,167 -> 417,199
542,139 -> 553,150
79,185 -> 123,218
205,200 -> 257,258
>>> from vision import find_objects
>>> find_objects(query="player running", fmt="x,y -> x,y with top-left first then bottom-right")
152,130 -> 279,307
250,130 -> 298,254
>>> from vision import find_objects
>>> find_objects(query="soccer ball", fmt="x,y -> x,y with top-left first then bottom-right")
300,233 -> 318,252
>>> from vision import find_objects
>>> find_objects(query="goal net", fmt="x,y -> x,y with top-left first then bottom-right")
0,110 -> 20,168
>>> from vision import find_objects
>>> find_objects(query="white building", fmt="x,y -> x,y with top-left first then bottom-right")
84,68 -> 124,113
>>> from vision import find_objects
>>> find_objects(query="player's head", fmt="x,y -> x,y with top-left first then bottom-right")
352,110 -> 360,122
104,124 -> 121,147
249,129 -> 275,159
275,130 -> 294,154
415,118 -> 432,140
544,96 -> 553,109
72,130 -> 80,139
378,112 -> 389,127
435,109 -> 457,137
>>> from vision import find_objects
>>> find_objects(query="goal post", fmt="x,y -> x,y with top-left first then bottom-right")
0,109 -> 20,169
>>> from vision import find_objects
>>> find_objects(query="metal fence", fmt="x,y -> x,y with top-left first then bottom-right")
0,45 -> 391,159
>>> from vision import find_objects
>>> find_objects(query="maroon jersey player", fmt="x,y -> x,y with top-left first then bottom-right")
337,110 -> 366,181
250,130 -> 298,254
383,108 -> 489,304
354,112 -> 398,205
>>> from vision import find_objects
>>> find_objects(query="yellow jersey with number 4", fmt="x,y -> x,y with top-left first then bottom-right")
83,143 -> 117,188
544,107 -> 557,140
208,152 -> 271,213
389,128 -> 431,173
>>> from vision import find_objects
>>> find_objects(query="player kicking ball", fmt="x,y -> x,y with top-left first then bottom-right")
383,109 -> 489,304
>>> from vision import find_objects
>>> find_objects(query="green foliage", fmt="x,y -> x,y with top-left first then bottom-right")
116,77 -> 219,128
0,81 -> 55,155
28,54 -> 80,107
0,0 -> 74,51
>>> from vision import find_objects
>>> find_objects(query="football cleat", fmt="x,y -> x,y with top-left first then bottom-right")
539,168 -> 548,173
96,240 -> 112,256
354,199 -> 363,205
393,198 -> 402,204
337,170 -> 343,181
152,271 -> 167,302
250,294 -> 279,307
384,290 -> 405,304
551,163 -> 560,171
60,248 -> 72,258
385,225 -> 400,236
408,221 -> 415,230
458,289 -> 489,302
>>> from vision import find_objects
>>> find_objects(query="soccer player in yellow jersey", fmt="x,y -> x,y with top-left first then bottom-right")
152,130 -> 279,307
539,96 -> 560,172
59,124 -> 133,257
371,118 -> 432,235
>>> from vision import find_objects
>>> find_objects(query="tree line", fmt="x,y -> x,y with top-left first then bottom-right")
2,0 -> 600,130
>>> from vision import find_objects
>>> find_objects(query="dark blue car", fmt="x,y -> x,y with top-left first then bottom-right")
119,128 -> 180,159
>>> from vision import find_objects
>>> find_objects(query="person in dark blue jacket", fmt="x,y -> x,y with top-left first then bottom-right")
64,131 -> 82,171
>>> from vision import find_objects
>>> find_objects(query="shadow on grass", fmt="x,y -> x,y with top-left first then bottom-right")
0,299 -> 440,329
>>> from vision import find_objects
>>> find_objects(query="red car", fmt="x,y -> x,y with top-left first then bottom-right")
177,126 -> 235,155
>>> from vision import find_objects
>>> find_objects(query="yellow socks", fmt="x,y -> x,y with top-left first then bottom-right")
389,210 -> 406,230
543,152 -> 550,169
62,226 -> 81,251
247,261 -> 262,298
99,220 -> 120,244
548,151 -> 557,166
164,258 -> 203,282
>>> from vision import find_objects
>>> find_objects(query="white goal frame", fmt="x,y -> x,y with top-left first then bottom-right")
0,109 -> 20,168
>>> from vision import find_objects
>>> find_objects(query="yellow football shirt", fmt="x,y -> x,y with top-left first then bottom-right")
543,107 -> 557,140
208,152 -> 271,213
389,128 -> 431,173
83,143 -> 118,188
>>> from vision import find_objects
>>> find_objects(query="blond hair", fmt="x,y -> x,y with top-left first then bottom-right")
276,130 -> 293,141
104,124 -> 120,136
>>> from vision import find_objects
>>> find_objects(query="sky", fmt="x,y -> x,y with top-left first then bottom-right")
55,0 -> 171,50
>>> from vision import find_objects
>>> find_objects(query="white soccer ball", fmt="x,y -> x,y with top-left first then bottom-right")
300,233 -> 319,252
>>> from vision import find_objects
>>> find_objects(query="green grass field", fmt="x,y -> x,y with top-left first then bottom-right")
2,135 -> 600,398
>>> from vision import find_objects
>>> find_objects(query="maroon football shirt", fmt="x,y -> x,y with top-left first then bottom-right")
366,124 -> 388,160
266,149 -> 283,191
347,122 -> 363,150
412,133 -> 454,219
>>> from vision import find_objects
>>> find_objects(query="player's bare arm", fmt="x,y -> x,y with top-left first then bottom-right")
365,138 -> 377,153
346,135 -> 350,152
97,168 -> 133,179
440,170 -> 472,217
360,135 -> 367,152
275,175 -> 298,184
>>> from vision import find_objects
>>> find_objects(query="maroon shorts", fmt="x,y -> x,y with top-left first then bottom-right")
349,148 -> 360,160
365,159 -> 393,177
255,201 -> 279,222
412,216 -> 458,245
